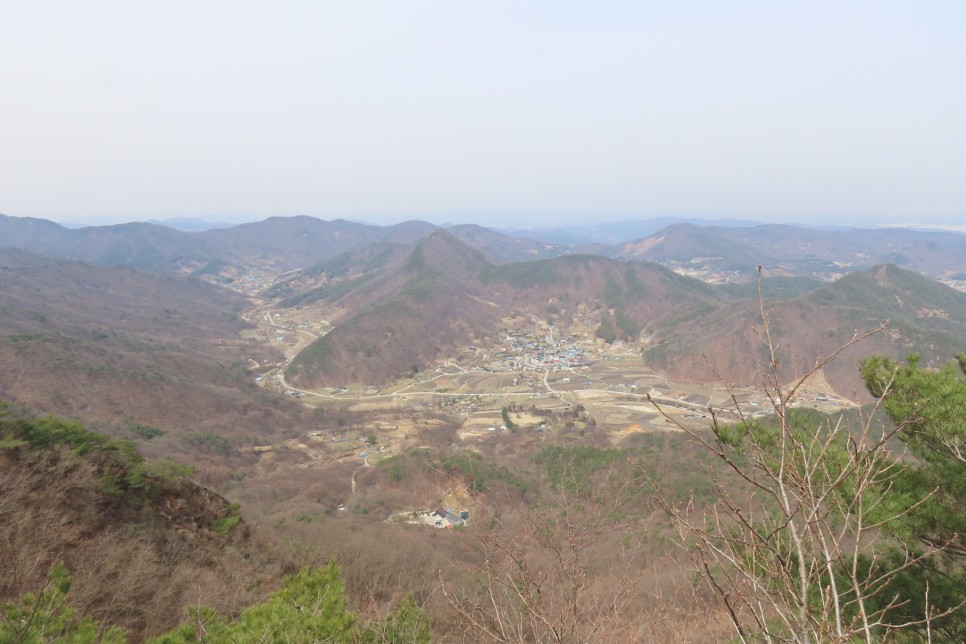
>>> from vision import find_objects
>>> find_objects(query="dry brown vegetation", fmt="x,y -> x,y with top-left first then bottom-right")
4,230 -> 965,641
646,264 -> 966,397
0,440 -> 284,640
287,232 -> 504,388
229,427 -> 741,642
0,249 -> 317,471
281,232 -> 966,400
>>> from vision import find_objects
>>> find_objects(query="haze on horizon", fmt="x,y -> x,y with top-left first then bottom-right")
1,1 -> 964,229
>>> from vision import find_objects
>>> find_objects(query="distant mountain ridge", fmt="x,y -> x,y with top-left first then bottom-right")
3,212 -> 966,286
500,217 -> 763,245
0,214 -> 217,272
607,223 -> 966,283
0,213 -> 565,274
146,217 -> 235,231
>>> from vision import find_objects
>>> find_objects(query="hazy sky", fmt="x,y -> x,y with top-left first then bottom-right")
1,1 -> 964,227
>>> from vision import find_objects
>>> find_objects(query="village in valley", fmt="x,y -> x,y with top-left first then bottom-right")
238,299 -> 855,530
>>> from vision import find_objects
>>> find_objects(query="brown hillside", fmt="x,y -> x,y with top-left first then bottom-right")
0,411 -> 284,640
287,231 -> 501,387
481,254 -> 721,335
282,240 -> 966,395
0,249 -> 313,463
287,244 -> 726,387
647,265 -> 966,397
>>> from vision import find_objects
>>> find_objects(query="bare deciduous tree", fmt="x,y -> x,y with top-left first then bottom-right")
645,271 -> 957,642
439,465 -> 656,643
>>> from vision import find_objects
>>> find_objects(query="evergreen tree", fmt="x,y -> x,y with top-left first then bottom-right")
860,354 -> 966,640
152,563 -> 430,643
0,561 -> 125,644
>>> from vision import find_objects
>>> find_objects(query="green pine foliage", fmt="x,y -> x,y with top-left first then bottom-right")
2,559 -> 428,644
0,403 -> 196,503
860,354 -> 966,640
1,562 -> 126,644
438,451 -> 530,495
595,315 -> 617,343
534,445 -> 626,496
151,563 -> 429,643
861,354 -> 966,546
357,594 -> 431,644
500,406 -> 515,431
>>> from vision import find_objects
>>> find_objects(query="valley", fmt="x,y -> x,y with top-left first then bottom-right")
2,215 -> 965,641
4,5 -> 964,637
244,293 -> 853,473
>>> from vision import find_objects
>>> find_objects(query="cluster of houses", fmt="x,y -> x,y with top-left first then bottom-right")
487,330 -> 595,373
222,271 -> 274,295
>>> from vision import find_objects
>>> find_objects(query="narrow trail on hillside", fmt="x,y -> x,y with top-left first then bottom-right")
350,452 -> 370,495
